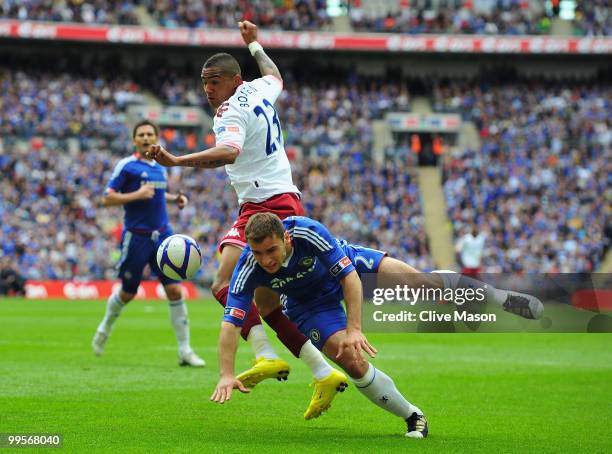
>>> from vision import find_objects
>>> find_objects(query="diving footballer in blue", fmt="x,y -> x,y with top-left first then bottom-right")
211,213 -> 545,438
92,120 -> 205,367
212,213 -> 429,438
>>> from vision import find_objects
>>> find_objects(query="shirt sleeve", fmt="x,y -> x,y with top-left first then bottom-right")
106,162 -> 128,193
214,102 -> 248,153
223,253 -> 258,326
249,75 -> 283,104
295,218 -> 356,281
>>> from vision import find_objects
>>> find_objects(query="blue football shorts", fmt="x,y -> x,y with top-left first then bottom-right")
283,242 -> 387,350
116,228 -> 179,294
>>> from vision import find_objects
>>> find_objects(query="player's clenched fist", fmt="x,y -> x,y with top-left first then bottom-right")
210,375 -> 250,404
148,144 -> 180,167
176,193 -> 188,210
136,183 -> 155,200
238,20 -> 258,44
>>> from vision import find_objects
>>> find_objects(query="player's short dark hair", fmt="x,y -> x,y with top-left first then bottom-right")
202,53 -> 241,76
132,120 -> 159,138
245,213 -> 285,244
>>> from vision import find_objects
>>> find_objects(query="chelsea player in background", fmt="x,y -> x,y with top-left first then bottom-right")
92,120 -> 205,367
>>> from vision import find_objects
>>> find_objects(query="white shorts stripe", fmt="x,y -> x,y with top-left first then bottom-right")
116,231 -> 132,270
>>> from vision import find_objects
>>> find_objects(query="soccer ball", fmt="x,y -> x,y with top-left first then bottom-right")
156,234 -> 202,280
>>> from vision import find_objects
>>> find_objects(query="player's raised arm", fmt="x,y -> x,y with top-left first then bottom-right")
239,21 -> 282,82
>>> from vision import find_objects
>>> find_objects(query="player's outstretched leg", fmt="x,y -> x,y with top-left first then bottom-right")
322,330 -> 428,438
165,285 -> 205,367
376,258 -> 544,320
92,291 -> 130,356
353,363 -> 428,439
433,270 -> 544,319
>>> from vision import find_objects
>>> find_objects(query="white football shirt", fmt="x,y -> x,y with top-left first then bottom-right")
213,75 -> 300,204
456,233 -> 487,268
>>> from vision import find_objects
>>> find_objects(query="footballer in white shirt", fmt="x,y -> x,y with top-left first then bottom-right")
456,224 -> 488,276
148,20 -> 346,420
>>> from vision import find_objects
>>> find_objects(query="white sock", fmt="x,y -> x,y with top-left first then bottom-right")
434,270 -> 508,306
97,292 -> 126,334
299,340 -> 333,380
353,363 -> 422,419
169,299 -> 190,354
247,324 -> 279,360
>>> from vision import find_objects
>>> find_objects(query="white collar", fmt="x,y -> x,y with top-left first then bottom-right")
281,248 -> 294,268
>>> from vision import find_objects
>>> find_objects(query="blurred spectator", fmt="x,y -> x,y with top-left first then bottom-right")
455,222 -> 487,276
0,255 -> 26,296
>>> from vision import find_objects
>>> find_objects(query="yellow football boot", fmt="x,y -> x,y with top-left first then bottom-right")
236,357 -> 290,389
303,369 -> 349,420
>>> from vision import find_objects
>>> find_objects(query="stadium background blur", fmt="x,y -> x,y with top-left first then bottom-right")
0,0 -> 610,294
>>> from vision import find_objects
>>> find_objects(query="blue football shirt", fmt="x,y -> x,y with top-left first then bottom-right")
224,216 -> 356,326
106,154 -> 169,231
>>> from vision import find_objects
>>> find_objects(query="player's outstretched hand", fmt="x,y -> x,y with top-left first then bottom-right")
210,375 -> 250,404
148,144 -> 179,167
238,20 -> 258,45
337,329 -> 378,359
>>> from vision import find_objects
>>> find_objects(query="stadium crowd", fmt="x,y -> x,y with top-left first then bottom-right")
573,0 -> 611,36
0,54 -> 609,283
0,68 -> 141,152
0,0 -> 139,24
2,0 -> 609,36
0,0 -> 331,30
0,142 -> 432,284
0,65 -> 431,284
438,79 -> 611,273
350,0 -> 551,35
146,0 -> 331,30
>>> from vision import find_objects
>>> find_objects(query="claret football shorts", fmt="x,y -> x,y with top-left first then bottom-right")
218,192 -> 304,252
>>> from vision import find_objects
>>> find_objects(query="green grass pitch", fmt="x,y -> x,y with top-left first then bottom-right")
1,298 -> 610,453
